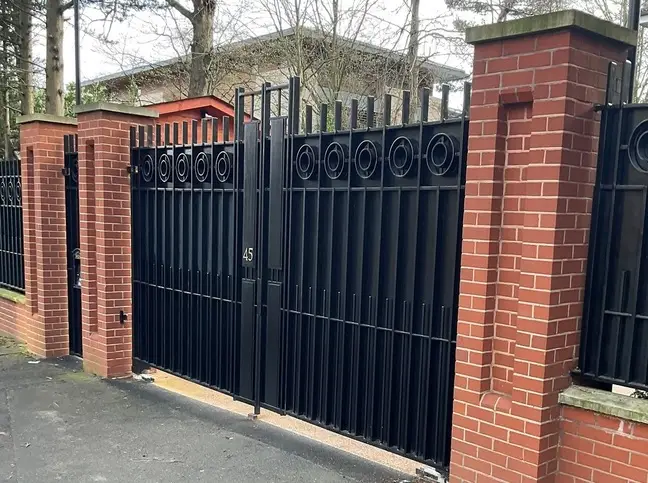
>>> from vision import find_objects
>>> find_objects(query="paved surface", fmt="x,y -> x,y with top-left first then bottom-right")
0,337 -> 409,482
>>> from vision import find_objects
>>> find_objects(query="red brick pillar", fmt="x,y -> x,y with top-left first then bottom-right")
451,11 -> 635,483
75,104 -> 157,378
17,115 -> 77,357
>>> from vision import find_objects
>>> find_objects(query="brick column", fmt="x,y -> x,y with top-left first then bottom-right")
451,11 -> 635,483
75,103 -> 157,378
17,115 -> 77,357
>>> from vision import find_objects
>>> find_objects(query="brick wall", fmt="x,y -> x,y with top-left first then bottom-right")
558,406 -> 648,483
76,106 -> 156,377
452,16 -> 632,483
10,117 -> 78,357
0,298 -> 30,339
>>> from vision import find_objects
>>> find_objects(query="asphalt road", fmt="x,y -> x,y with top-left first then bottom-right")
0,336 -> 409,483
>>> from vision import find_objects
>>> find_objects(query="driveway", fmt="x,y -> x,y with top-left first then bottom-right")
0,336 -> 409,482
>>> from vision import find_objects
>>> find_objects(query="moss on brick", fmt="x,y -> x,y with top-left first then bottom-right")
466,10 -> 636,47
560,385 -> 648,425
0,288 -> 26,304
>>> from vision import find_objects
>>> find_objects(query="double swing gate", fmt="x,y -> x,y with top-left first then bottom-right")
131,79 -> 470,470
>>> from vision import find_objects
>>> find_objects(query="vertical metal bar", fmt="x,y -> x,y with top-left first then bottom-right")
350,99 -> 358,129
383,94 -> 392,126
402,90 -> 410,125
235,87 -> 245,141
320,104 -> 328,132
305,105 -> 313,134
223,117 -> 230,142
292,77 -> 301,135
367,96 -> 375,128
594,62 -> 628,377
420,88 -> 430,122
334,101 -> 342,131
441,84 -> 450,121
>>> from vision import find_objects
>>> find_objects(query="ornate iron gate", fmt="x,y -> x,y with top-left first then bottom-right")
130,79 -> 470,469
580,61 -> 648,391
63,135 -> 82,356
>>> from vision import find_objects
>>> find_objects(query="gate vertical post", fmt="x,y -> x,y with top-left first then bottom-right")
75,104 -> 157,378
451,10 -> 636,483
16,115 -> 77,357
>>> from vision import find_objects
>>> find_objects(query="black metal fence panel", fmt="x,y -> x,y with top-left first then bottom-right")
130,79 -> 470,471
63,135 -> 82,356
580,61 -> 648,391
0,158 -> 24,292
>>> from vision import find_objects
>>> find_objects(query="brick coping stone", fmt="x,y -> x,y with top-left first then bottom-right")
560,385 -> 648,425
466,9 -> 637,47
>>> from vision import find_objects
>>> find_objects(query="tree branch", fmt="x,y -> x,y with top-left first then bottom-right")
166,0 -> 193,20
60,1 -> 74,13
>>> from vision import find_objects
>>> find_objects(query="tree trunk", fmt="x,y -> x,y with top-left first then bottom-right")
19,0 -> 34,115
406,0 -> 420,120
45,0 -> 64,116
188,0 -> 216,98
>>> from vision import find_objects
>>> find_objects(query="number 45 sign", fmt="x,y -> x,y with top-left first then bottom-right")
243,247 -> 254,263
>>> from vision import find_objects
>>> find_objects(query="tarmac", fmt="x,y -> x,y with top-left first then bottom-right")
0,336 -> 410,482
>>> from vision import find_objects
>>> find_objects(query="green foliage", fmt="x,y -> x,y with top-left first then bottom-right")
34,82 -> 110,117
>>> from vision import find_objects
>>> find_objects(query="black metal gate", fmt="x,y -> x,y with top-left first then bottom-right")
131,79 -> 470,470
580,61 -> 648,392
63,135 -> 82,356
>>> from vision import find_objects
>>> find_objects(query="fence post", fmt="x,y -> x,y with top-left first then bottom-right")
451,10 -> 636,483
75,103 -> 157,378
16,114 -> 77,357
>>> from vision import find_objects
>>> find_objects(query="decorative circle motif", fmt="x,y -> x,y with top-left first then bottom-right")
388,136 -> 415,177
7,181 -> 13,203
15,181 -> 21,203
426,133 -> 458,176
295,144 -> 317,180
214,151 -> 232,183
176,153 -> 190,182
158,154 -> 171,182
629,120 -> 648,173
141,155 -> 155,182
195,152 -> 210,182
0,180 -> 6,204
354,141 -> 379,179
324,142 -> 347,179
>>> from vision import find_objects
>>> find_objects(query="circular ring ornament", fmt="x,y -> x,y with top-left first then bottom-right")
354,141 -> 379,179
176,153 -> 190,182
388,136 -> 415,177
141,155 -> 155,182
15,181 -> 22,203
629,120 -> 648,173
426,133 -> 458,176
324,142 -> 347,179
158,154 -> 172,182
0,181 -> 6,204
7,181 -> 14,203
214,151 -> 232,183
295,144 -> 317,180
195,152 -> 210,182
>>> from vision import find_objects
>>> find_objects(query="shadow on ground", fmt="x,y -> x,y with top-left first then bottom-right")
0,336 -> 410,482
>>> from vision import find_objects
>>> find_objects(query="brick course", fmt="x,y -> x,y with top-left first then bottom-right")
558,407 -> 648,483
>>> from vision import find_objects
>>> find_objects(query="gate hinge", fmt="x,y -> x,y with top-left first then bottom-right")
119,310 -> 128,325
61,167 -> 70,177
126,166 -> 138,175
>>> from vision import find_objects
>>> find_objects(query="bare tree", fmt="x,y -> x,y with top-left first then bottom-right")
166,0 -> 216,97
19,0 -> 34,114
45,0 -> 69,115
